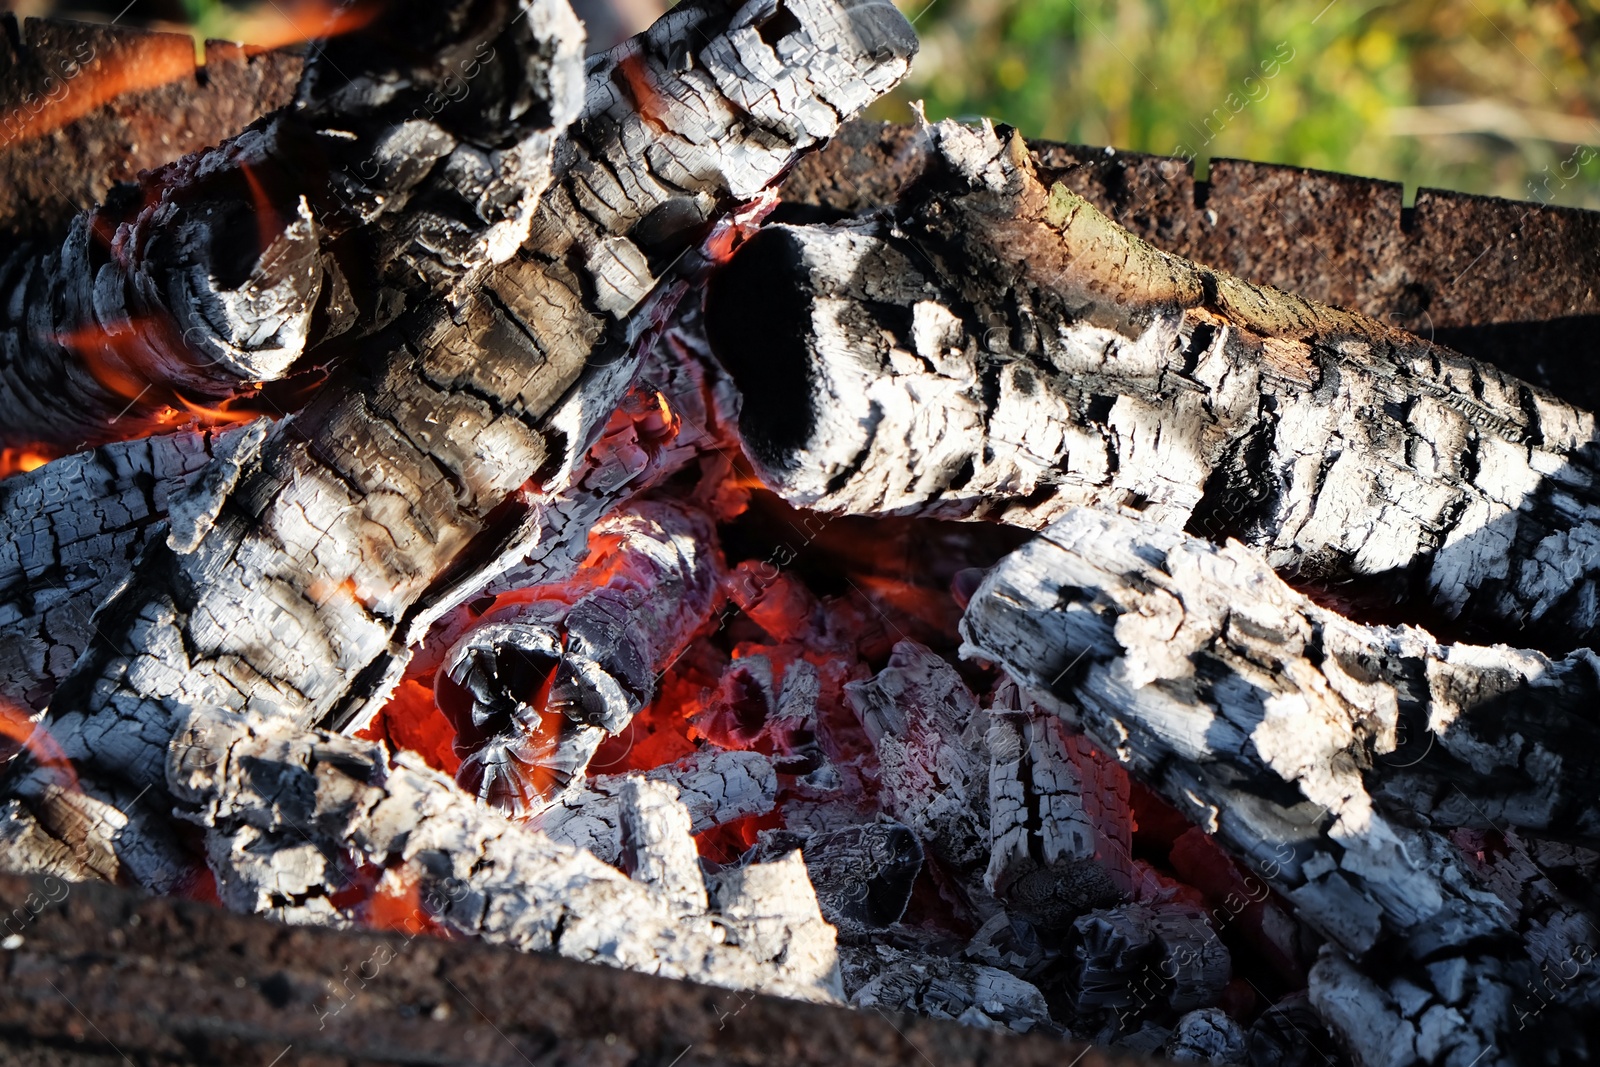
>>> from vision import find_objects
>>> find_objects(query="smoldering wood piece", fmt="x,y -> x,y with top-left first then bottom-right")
1069,901 -> 1230,1023
844,942 -> 1059,1036
703,850 -> 845,1002
166,707 -> 841,1002
1448,827 -> 1600,976
750,821 -> 924,933
0,798 -> 101,884
1163,1008 -> 1248,1065
962,506 -> 1600,886
692,652 -> 840,787
0,425 -> 245,710
843,639 -> 991,890
439,499 -> 724,817
26,0 -> 913,888
707,117 -> 1600,649
1306,949 -> 1512,1067
471,306 -> 740,604
1245,993 -> 1343,1067
985,677 -> 1127,913
961,507 -> 1598,1064
617,776 -> 707,920
5,770 -> 193,894
0,0 -> 589,449
536,748 -> 777,866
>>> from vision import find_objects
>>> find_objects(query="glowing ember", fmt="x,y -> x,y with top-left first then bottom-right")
0,700 -> 78,795
0,447 -> 55,478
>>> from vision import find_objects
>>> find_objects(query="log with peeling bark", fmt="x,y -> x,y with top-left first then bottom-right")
12,0 -> 914,899
705,118 -> 1600,651
960,505 -> 1600,1065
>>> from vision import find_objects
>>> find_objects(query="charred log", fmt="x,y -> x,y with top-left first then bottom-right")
18,0 -> 913,905
0,425 -> 244,708
707,119 -> 1600,651
750,821 -> 924,933
961,506 -> 1600,1064
0,0 -> 587,448
537,747 -> 777,865
438,499 -> 724,815
168,707 -> 842,1001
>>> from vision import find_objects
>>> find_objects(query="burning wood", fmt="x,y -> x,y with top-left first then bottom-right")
0,426 -> 245,708
961,505 -> 1600,1063
437,499 -> 724,816
12,0 -> 914,898
4,3 -> 1600,1065
169,707 -> 841,1000
0,0 -> 587,448
706,118 -> 1600,651
539,747 -> 777,865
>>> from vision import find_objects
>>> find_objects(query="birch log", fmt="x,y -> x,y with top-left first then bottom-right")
705,118 -> 1600,650
16,0 -> 913,894
0,0 -> 587,448
960,506 -> 1600,1065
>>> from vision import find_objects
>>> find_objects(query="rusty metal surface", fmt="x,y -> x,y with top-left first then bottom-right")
0,872 -> 1156,1067
781,122 -> 1600,412
0,15 -> 304,239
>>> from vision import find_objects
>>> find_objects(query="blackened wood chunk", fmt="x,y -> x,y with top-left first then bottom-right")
0,0 -> 589,447
755,821 -> 924,932
0,426 -> 245,709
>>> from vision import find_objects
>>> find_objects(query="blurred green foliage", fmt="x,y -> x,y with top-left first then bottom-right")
878,0 -> 1600,208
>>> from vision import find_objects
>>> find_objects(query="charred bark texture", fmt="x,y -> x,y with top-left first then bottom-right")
0,426 -> 243,709
708,119 -> 1600,651
960,506 -> 1600,1065
10,0 -> 913,942
168,707 -> 842,999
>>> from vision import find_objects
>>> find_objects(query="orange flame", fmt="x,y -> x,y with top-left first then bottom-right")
0,447 -> 56,479
236,161 -> 293,264
0,1 -> 384,150
52,317 -> 167,404
226,0 -> 386,53
0,700 -> 79,795
160,394 -> 267,428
